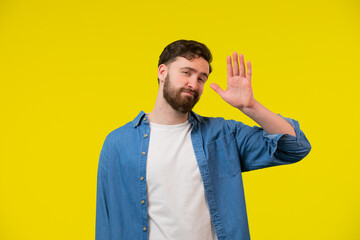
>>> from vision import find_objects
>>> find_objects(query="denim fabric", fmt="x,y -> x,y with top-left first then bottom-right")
96,110 -> 311,240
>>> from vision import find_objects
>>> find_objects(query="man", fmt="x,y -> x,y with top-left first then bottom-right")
95,40 -> 311,240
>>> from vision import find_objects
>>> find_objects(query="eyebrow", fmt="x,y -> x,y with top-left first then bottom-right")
180,67 -> 209,79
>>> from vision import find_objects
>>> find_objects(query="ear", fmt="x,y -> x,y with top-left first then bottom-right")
158,64 -> 167,84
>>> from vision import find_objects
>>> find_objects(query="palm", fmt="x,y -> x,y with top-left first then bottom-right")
210,52 -> 254,109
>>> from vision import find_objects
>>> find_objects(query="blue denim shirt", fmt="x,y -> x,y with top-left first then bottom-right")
96,110 -> 311,240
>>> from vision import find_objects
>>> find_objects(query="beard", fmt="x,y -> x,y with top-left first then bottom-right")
163,73 -> 200,114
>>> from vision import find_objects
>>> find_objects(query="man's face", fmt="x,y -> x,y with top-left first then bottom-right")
162,56 -> 209,114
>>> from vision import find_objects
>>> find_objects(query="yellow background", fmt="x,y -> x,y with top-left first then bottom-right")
1,0 -> 359,239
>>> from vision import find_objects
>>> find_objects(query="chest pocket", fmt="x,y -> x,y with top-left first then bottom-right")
206,133 -> 241,178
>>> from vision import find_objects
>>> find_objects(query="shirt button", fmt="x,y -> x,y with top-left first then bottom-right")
144,117 -> 147,121
144,134 -> 148,138
142,152 -> 146,155
143,227 -> 147,231
140,176 -> 144,180
141,200 -> 145,204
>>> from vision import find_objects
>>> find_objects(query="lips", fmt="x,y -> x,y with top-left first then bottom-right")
182,89 -> 197,97
183,91 -> 194,96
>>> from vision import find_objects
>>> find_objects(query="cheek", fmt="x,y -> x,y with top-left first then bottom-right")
198,86 -> 205,96
171,75 -> 185,86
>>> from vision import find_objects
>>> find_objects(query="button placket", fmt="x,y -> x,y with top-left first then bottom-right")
138,121 -> 150,237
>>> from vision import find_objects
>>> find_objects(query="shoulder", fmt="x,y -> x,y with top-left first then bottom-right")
196,114 -> 247,131
198,115 -> 227,127
195,114 -> 251,138
102,121 -> 135,147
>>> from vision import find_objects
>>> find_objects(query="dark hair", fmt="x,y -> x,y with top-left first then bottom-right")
157,39 -> 213,83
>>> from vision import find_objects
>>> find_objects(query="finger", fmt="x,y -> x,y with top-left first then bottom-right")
239,54 -> 245,77
246,61 -> 252,81
232,52 -> 239,76
227,55 -> 233,79
210,83 -> 225,99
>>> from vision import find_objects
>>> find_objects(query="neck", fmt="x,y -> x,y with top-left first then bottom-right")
147,91 -> 189,125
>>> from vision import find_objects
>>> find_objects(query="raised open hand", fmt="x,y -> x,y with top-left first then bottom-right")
210,52 -> 255,110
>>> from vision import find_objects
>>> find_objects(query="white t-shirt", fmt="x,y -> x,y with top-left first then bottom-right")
146,120 -> 217,240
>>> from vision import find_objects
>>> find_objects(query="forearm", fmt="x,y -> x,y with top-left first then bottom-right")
239,100 -> 296,137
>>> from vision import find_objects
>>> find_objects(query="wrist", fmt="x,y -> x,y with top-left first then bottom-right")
237,99 -> 261,116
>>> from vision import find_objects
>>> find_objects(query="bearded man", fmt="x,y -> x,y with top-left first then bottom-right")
95,39 -> 311,240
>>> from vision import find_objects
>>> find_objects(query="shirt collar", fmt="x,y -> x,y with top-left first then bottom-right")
132,110 -> 201,128
188,111 -> 201,125
132,111 -> 148,127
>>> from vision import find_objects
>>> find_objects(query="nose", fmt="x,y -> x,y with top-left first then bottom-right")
187,75 -> 199,91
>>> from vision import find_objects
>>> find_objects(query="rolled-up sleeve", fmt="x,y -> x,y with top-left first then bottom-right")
231,115 -> 311,172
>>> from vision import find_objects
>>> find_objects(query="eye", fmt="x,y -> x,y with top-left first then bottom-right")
198,78 -> 205,83
183,71 -> 189,75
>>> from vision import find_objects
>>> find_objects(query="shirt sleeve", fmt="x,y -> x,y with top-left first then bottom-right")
95,137 -> 111,240
229,114 -> 311,172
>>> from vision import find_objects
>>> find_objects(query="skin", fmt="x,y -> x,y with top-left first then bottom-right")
147,56 -> 208,125
147,52 -> 296,137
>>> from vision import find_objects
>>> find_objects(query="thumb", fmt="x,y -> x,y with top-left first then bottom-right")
210,83 -> 225,98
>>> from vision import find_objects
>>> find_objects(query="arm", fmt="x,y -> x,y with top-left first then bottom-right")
210,52 -> 295,137
229,115 -> 311,172
95,138 -> 110,240
240,100 -> 296,136
211,52 -> 310,171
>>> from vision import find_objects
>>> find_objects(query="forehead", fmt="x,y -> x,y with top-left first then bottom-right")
169,56 -> 209,75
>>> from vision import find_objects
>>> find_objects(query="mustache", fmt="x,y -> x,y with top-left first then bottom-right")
181,88 -> 199,97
